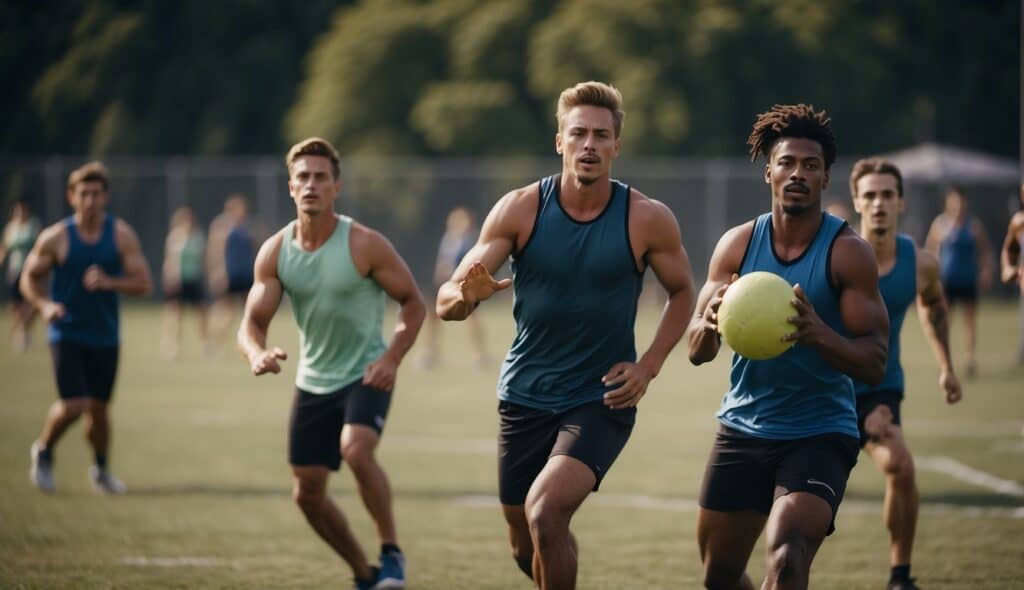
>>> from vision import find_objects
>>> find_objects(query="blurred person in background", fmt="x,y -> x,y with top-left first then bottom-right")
437,81 -> 697,590
925,186 -> 993,377
207,194 -> 256,353
849,158 -> 961,590
161,206 -> 208,358
238,138 -> 424,590
20,161 -> 153,495
419,206 -> 489,369
2,199 -> 41,351
1000,183 -> 1024,364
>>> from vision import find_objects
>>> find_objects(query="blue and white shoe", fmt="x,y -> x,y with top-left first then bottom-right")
375,551 -> 405,589
30,442 -> 55,494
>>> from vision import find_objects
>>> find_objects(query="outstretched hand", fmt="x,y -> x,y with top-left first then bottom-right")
250,347 -> 287,376
459,261 -> 512,306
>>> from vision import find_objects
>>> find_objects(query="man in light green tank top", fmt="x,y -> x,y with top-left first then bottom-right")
238,138 -> 425,590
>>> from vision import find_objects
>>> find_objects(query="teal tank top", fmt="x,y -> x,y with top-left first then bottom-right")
717,212 -> 859,439
178,230 -> 205,283
856,234 -> 916,395
277,216 -> 388,394
498,175 -> 643,412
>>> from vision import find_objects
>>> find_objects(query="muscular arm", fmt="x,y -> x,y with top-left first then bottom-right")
915,247 -> 954,374
1000,212 -> 1024,283
18,223 -> 63,311
360,227 -> 426,364
237,233 -> 285,369
436,188 -> 532,320
105,221 -> 153,296
805,231 -> 888,385
686,223 -> 752,365
632,198 -> 697,376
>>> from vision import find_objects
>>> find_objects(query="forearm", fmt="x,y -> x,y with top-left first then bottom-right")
640,288 -> 693,374
385,297 -> 426,362
436,281 -> 475,321
918,302 -> 953,373
687,319 -> 721,365
105,273 -> 153,296
20,272 -> 50,309
237,319 -> 268,361
814,329 -> 887,385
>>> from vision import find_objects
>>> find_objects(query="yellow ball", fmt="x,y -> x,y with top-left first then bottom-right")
718,271 -> 796,360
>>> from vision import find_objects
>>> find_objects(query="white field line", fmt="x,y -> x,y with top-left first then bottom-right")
454,493 -> 1024,518
121,557 -> 233,567
917,455 -> 1024,498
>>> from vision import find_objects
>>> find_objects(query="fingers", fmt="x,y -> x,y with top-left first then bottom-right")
602,362 -> 629,384
603,380 -> 646,409
271,347 -> 288,360
494,278 -> 513,290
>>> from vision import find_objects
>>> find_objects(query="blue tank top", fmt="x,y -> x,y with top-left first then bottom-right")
49,215 -> 121,346
225,224 -> 255,282
498,175 -> 643,412
939,219 -> 977,289
856,234 -> 916,396
717,212 -> 858,439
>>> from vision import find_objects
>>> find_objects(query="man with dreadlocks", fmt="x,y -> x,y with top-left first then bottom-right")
686,104 -> 889,590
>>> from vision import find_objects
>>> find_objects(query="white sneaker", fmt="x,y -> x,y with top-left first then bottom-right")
29,442 -> 55,494
89,465 -> 127,495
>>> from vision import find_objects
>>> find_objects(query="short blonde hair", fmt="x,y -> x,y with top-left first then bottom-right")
67,160 -> 110,191
286,137 -> 341,179
556,81 -> 625,137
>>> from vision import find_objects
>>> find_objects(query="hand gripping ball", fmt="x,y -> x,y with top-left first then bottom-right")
718,271 -> 797,360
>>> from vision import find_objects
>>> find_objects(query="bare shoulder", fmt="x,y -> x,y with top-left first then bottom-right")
114,218 -> 142,244
349,219 -> 394,253
494,181 -> 541,220
254,227 -> 288,275
832,226 -> 877,281
915,242 -> 939,272
629,188 -> 675,226
35,220 -> 67,250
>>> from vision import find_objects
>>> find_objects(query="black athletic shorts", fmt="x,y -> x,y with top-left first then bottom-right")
169,280 -> 204,305
943,283 -> 977,304
497,399 -> 636,505
856,389 -> 903,447
8,271 -> 24,303
699,424 -> 859,535
227,275 -> 253,295
288,380 -> 392,471
49,340 -> 119,402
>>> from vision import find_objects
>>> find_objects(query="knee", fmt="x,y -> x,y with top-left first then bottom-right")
61,398 -> 88,418
883,452 -> 916,485
341,442 -> 376,474
292,482 -> 325,514
526,501 -> 567,549
85,400 -> 109,422
767,538 -> 810,583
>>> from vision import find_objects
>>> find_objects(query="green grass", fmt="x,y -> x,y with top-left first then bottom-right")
1,300 -> 1022,589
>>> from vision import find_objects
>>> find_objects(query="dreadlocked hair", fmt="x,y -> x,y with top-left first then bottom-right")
747,104 -> 836,169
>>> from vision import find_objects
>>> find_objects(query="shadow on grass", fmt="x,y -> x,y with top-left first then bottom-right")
126,484 -> 495,500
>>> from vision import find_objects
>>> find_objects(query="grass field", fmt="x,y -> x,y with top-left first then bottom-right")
1,300 -> 1022,589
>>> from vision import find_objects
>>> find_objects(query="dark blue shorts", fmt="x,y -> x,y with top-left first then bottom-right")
49,340 -> 119,402
288,381 -> 392,471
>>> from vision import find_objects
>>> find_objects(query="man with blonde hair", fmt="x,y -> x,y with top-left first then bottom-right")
437,81 -> 698,589
21,161 -> 153,494
238,137 -> 425,590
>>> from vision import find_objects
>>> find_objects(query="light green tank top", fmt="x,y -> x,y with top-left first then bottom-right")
277,215 -> 387,394
178,230 -> 205,282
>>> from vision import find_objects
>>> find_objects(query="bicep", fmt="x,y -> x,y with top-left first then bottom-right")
369,236 -> 420,304
23,230 -> 58,276
642,204 -> 694,295
836,242 -> 888,338
118,226 -> 150,276
244,237 -> 284,325
916,249 -> 944,307
448,197 -> 519,282
694,225 -> 749,313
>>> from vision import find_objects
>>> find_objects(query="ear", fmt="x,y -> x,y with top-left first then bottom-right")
555,131 -> 562,155
763,163 -> 771,185
612,135 -> 621,158
822,169 -> 830,190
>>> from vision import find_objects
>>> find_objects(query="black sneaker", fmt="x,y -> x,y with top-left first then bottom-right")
888,578 -> 921,590
353,565 -> 381,590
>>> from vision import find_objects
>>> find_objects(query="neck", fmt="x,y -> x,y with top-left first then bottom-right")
859,221 -> 896,263
295,211 -> 338,247
560,172 -> 612,211
74,211 -> 104,234
771,204 -> 822,248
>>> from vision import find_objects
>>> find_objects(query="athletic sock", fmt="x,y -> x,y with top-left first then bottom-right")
381,543 -> 401,555
891,564 -> 911,582
94,454 -> 107,469
38,446 -> 53,463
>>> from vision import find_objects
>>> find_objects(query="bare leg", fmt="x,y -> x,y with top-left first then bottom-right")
161,302 -> 182,359
963,301 -> 978,375
292,465 -> 374,581
864,407 -> 918,569
760,492 -> 831,590
38,398 -> 89,449
84,398 -> 111,459
524,455 -> 594,590
195,304 -> 210,352
502,504 -> 536,578
341,424 -> 397,545
697,507 -> 764,590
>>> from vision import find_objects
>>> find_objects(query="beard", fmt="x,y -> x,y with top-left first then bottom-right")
576,171 -> 599,186
871,227 -> 888,236
781,203 -> 811,216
